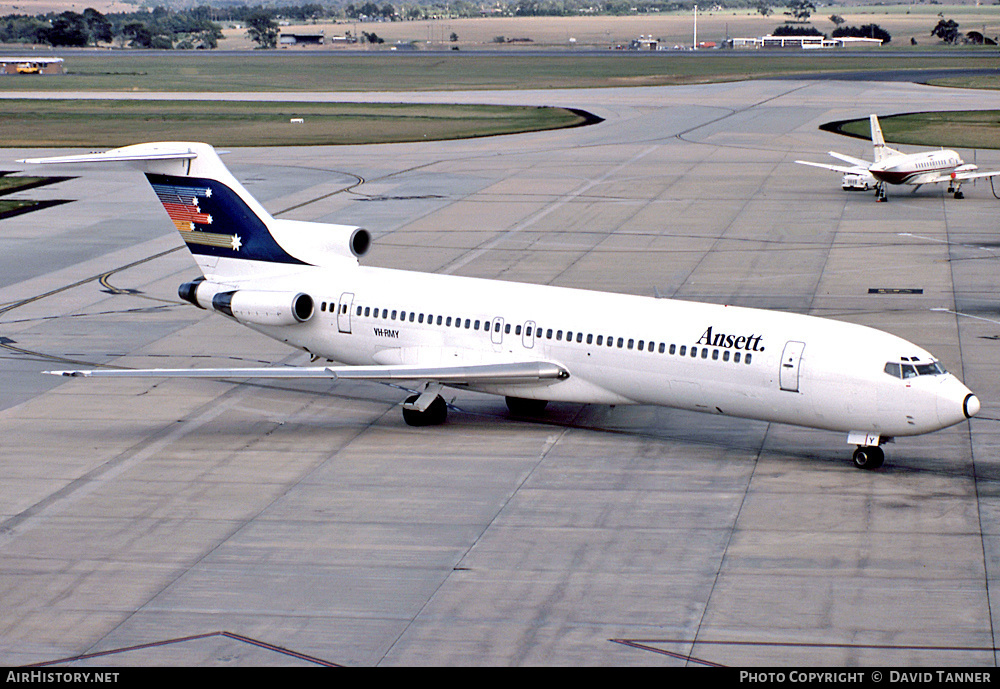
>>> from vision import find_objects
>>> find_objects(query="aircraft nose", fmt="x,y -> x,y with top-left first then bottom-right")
936,377 -> 979,427
965,393 -> 981,419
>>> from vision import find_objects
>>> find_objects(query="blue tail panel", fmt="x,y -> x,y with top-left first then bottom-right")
146,172 -> 307,266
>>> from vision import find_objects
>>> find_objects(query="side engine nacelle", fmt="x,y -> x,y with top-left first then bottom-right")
269,219 -> 371,266
178,278 -> 314,327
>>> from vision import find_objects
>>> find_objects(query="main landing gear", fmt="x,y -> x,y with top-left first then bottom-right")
402,382 -> 448,426
875,182 -> 887,203
947,183 -> 965,200
505,396 -> 548,416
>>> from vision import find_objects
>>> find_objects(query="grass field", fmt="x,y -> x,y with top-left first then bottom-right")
0,99 -> 591,147
2,51 -> 998,93
836,111 -> 1000,150
1,6 -> 998,148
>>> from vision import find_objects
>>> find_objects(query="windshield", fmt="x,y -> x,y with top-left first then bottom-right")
884,360 -> 946,379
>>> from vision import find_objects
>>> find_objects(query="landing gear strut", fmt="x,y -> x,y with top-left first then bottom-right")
875,182 -> 887,203
402,394 -> 448,426
852,445 -> 884,470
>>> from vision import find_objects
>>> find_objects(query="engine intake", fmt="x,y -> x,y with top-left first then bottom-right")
212,290 -> 314,326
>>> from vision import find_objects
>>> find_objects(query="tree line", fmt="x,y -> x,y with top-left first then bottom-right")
1,2 -> 993,50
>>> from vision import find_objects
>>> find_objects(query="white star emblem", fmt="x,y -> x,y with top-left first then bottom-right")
230,234 -> 242,251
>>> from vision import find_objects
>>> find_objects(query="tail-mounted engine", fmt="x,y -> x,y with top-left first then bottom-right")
178,278 -> 314,327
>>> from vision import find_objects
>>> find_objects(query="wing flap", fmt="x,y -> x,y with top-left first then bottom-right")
46,361 -> 570,386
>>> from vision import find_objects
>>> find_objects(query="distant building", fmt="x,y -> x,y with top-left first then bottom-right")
278,32 -> 325,46
732,35 -> 882,49
629,35 -> 658,50
1,58 -> 64,75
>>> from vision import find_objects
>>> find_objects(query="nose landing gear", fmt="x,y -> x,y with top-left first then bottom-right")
852,445 -> 885,470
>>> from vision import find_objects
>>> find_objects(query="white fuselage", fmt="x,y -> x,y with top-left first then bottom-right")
870,149 -> 968,186
230,260 -> 975,439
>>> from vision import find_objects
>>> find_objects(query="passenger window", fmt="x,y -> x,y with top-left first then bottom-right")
577,333 -> 583,343
382,309 -> 388,319
446,317 -> 452,326
723,350 -> 730,362
464,319 -> 470,329
734,352 -> 741,363
712,349 -> 719,360
691,347 -> 698,358
557,330 -> 563,341
745,353 -> 752,365
364,307 -> 371,317
356,306 -> 362,316
627,339 -> 634,350
637,340 -> 643,350
617,337 -> 624,348
679,345 -> 686,356
547,329 -> 553,339
475,320 -> 481,330
587,334 -> 593,344
391,310 -> 397,320
668,344 -> 675,355
597,335 -> 603,345
702,348 -> 709,359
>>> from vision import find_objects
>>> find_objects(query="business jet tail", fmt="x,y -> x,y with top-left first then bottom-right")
19,143 -> 371,279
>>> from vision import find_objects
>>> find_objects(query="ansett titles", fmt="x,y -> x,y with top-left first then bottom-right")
696,326 -> 764,352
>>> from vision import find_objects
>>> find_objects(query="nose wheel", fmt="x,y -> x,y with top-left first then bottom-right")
852,445 -> 884,470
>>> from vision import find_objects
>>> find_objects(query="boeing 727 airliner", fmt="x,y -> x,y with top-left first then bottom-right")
22,142 -> 980,470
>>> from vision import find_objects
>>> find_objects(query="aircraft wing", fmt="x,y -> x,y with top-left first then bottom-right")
794,160 -> 866,175
827,151 -> 872,168
45,361 -> 570,386
940,168 -> 1000,183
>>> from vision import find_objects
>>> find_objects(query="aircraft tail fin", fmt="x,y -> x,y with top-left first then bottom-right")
870,114 -> 901,162
19,143 -> 370,279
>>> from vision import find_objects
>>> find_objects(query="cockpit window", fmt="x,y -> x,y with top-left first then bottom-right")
884,360 -> 946,379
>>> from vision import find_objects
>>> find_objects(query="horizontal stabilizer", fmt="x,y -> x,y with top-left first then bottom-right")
45,361 -> 570,386
18,143 -> 201,166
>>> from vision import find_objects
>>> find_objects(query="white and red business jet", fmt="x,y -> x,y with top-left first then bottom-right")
21,142 -> 979,470
797,113 -> 1000,201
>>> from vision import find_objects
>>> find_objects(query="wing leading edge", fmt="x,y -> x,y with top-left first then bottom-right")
46,361 -> 570,386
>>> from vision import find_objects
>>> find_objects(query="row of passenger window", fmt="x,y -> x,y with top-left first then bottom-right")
319,300 -> 753,365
